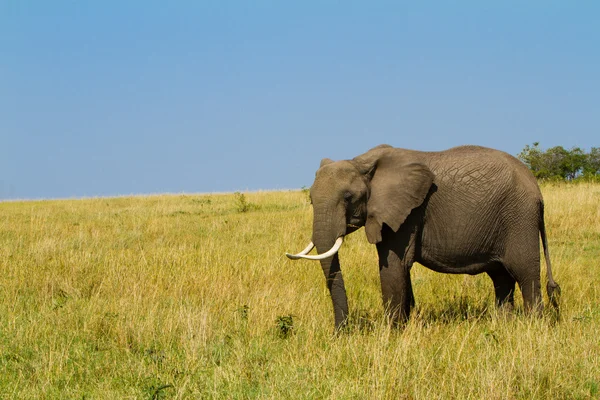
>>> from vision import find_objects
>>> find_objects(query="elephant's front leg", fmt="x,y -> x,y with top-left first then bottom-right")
376,238 -> 415,325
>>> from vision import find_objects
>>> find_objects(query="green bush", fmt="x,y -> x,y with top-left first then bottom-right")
518,142 -> 599,181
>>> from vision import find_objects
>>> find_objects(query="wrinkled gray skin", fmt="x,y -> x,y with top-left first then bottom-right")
304,145 -> 560,330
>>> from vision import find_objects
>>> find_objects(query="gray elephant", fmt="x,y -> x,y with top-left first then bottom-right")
287,145 -> 560,329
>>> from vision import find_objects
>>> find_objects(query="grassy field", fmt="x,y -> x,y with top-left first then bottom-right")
1,183 -> 599,399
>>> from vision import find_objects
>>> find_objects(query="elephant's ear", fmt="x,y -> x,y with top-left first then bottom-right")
365,161 -> 434,244
319,158 -> 334,168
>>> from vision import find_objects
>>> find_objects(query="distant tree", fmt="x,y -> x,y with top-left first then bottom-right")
584,147 -> 600,177
563,146 -> 586,180
545,145 -> 587,180
544,146 -> 570,179
518,143 -> 598,181
518,142 -> 549,179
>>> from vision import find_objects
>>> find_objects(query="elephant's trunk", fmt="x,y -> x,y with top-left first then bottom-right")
312,212 -> 349,330
318,252 -> 348,330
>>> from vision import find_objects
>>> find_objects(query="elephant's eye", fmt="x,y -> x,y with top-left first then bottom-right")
343,192 -> 353,203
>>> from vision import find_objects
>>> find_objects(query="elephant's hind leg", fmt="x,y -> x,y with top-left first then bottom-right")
503,253 -> 543,315
518,276 -> 543,315
487,267 -> 516,311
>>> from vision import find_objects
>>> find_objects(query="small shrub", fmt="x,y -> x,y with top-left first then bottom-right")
275,315 -> 294,338
234,192 -> 260,213
234,192 -> 249,212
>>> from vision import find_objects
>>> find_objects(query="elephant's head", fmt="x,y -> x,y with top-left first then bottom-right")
286,144 -> 435,329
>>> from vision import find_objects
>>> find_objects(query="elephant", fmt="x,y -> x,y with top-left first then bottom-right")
286,144 -> 561,330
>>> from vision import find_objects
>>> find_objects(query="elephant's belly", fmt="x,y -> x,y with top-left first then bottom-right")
418,208 -> 505,275
417,257 -> 498,275
417,244 -> 502,275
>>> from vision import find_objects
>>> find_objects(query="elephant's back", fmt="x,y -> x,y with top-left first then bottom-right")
428,145 -> 541,198
426,147 -> 541,225
427,147 -> 514,194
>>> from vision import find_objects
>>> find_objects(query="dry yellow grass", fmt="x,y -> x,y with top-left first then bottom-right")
0,184 -> 599,398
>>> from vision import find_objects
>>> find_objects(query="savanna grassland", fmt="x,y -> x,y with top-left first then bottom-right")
1,184 -> 599,399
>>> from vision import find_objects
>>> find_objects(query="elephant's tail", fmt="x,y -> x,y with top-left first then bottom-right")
539,201 -> 561,311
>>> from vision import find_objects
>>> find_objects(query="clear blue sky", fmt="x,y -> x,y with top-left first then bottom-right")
1,1 -> 598,199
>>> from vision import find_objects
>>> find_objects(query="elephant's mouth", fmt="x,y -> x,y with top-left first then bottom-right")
346,217 -> 364,233
346,223 -> 361,234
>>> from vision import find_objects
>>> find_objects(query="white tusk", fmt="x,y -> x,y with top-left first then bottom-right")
297,242 -> 315,256
286,242 -> 314,259
286,237 -> 343,260
284,242 -> 315,259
